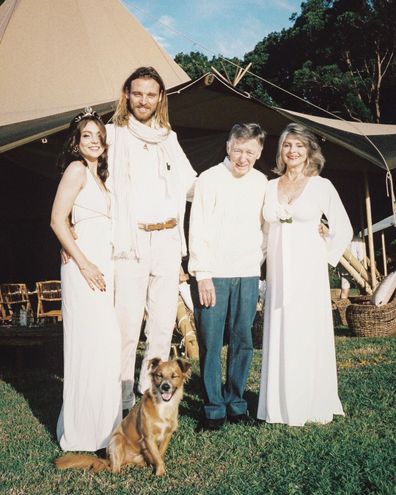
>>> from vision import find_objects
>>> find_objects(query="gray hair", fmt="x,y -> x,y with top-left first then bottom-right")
227,123 -> 267,148
274,123 -> 325,176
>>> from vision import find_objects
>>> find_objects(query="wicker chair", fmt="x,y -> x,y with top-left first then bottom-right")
346,292 -> 396,337
0,290 -> 11,323
36,280 -> 62,322
0,283 -> 31,319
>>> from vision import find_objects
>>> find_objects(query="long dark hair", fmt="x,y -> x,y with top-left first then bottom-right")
57,111 -> 109,184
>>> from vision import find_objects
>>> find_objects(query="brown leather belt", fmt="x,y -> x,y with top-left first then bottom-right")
138,218 -> 177,232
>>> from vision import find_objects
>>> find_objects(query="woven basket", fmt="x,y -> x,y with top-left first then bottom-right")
330,288 -> 342,299
332,298 -> 351,326
346,293 -> 396,337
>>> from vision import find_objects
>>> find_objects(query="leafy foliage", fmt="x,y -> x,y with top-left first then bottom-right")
176,0 -> 396,123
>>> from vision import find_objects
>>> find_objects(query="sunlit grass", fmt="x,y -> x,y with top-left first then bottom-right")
0,336 -> 395,495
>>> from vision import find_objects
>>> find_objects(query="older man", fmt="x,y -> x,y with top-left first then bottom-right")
106,67 -> 196,415
189,123 -> 267,430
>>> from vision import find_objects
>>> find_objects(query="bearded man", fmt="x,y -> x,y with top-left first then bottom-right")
106,67 -> 196,415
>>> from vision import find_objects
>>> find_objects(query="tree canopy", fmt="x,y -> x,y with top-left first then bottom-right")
175,0 -> 396,123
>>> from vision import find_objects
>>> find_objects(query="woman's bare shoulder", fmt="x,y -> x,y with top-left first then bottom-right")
61,161 -> 87,186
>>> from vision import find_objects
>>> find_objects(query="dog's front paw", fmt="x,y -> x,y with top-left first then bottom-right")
155,464 -> 166,476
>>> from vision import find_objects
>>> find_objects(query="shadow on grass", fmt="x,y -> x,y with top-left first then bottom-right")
334,325 -> 355,337
179,369 -> 203,420
0,342 -> 63,441
0,339 -> 262,439
0,341 -> 206,441
246,389 -> 259,417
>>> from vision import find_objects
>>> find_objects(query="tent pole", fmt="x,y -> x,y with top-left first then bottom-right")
381,231 -> 388,276
364,172 -> 378,288
359,182 -> 368,268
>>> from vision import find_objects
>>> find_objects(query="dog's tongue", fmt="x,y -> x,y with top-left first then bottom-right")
162,391 -> 172,401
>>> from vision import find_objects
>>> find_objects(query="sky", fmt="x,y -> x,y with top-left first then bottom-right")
123,0 -> 303,59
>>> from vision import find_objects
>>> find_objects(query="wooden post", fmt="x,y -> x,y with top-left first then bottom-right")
233,62 -> 252,87
364,172 -> 378,288
359,184 -> 368,269
381,231 -> 388,276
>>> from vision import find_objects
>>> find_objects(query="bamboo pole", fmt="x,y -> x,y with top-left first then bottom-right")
233,62 -> 252,86
220,61 -> 232,85
232,67 -> 243,87
343,248 -> 370,283
364,172 -> 378,288
339,256 -> 373,294
364,255 -> 381,278
381,231 -> 388,276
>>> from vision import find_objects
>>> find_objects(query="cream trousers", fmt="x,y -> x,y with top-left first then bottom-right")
114,227 -> 181,410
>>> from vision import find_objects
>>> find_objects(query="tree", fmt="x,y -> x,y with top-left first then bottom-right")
174,51 -> 244,86
244,0 -> 396,122
174,52 -> 212,80
175,0 -> 396,122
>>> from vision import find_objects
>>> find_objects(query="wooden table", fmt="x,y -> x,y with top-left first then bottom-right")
0,323 -> 63,371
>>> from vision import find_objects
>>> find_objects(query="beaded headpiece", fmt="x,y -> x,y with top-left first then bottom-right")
72,106 -> 102,124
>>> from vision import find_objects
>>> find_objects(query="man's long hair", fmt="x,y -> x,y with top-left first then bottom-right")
112,66 -> 171,130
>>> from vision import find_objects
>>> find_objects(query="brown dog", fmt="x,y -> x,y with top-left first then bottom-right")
55,357 -> 191,476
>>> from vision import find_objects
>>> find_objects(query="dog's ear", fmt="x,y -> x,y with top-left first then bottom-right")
148,357 -> 162,371
176,358 -> 192,379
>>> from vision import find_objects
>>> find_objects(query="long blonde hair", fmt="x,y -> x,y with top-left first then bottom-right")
273,123 -> 325,176
112,66 -> 171,130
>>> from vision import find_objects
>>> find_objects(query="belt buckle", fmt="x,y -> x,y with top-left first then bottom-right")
152,222 -> 164,231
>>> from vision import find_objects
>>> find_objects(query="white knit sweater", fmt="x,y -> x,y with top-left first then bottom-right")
188,159 -> 268,280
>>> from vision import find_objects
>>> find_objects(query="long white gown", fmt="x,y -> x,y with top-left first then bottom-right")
257,176 -> 352,426
57,168 -> 122,451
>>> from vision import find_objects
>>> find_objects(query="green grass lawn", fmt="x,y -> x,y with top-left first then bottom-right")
0,335 -> 395,495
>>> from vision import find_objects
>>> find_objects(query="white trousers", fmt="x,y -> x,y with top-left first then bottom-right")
115,228 -> 181,410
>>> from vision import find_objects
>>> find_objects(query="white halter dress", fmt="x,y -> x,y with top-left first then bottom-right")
57,168 -> 121,451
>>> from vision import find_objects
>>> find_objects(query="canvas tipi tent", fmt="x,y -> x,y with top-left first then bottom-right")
0,0 -> 189,284
0,0 -> 189,152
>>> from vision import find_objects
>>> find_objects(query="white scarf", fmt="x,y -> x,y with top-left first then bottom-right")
111,116 -> 176,259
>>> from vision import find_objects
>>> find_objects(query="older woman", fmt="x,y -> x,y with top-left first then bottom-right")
257,123 -> 352,426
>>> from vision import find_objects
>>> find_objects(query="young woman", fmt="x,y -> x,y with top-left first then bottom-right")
257,123 -> 353,426
51,109 -> 121,451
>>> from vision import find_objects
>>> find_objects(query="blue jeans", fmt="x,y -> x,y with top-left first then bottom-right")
192,277 -> 258,419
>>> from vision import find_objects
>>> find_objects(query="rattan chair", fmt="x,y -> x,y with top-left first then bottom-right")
0,290 -> 11,322
0,283 -> 31,319
346,292 -> 396,337
36,280 -> 62,322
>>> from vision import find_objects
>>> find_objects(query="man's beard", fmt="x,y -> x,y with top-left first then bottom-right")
132,105 -> 157,124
